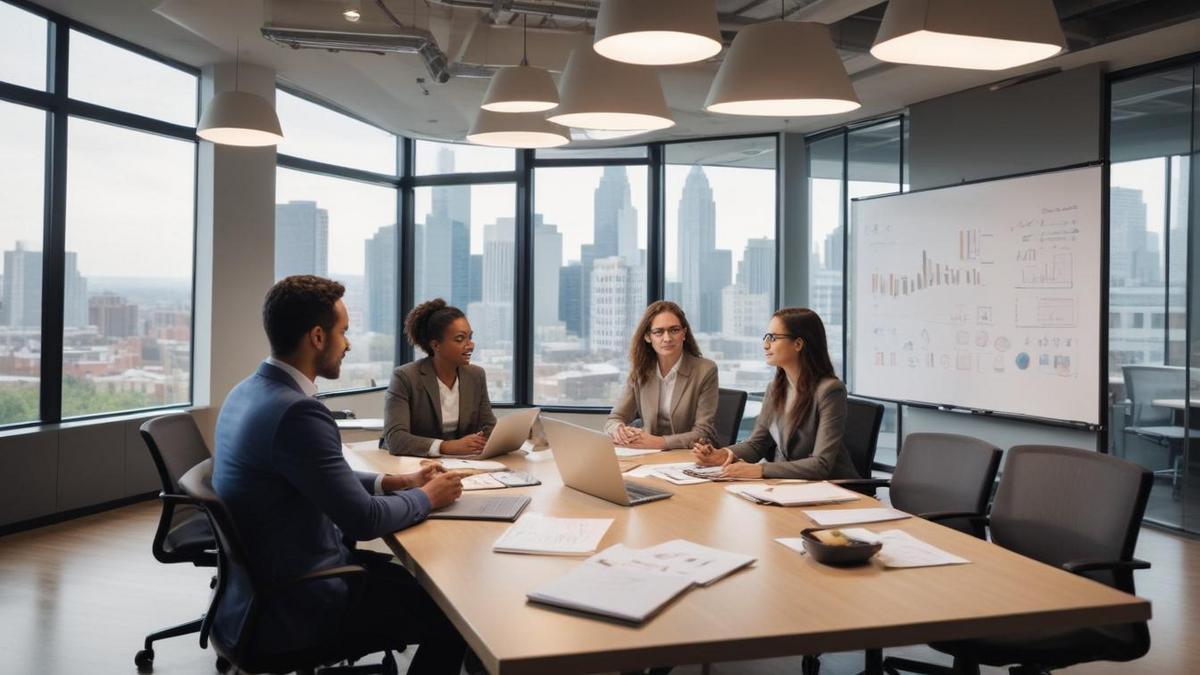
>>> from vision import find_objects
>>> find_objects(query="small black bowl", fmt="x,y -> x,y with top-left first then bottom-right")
800,527 -> 882,566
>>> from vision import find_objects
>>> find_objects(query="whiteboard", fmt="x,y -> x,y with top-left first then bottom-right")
849,166 -> 1102,425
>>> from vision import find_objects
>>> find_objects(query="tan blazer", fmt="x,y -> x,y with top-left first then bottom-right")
728,377 -> 859,480
383,358 -> 497,456
604,353 -> 719,449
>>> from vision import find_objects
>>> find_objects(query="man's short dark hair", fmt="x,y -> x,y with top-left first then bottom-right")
263,275 -> 346,356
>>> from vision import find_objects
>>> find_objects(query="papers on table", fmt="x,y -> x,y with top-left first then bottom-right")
439,458 -> 507,472
803,508 -> 911,527
461,471 -> 542,490
526,539 -> 755,623
493,514 -> 614,556
335,417 -> 383,430
614,446 -> 662,457
725,482 -> 860,506
625,462 -> 708,485
462,473 -> 506,490
838,529 -> 970,568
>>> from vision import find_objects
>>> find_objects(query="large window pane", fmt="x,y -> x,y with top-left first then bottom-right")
415,140 -> 514,175
276,90 -> 397,175
807,134 -> 845,377
63,117 -> 195,417
0,101 -> 46,425
414,183 -> 516,402
664,137 -> 777,394
276,168 -> 399,393
0,1 -> 47,90
532,166 -> 648,406
68,30 -> 197,126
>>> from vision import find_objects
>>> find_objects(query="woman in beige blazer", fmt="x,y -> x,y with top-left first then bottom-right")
384,299 -> 496,456
692,307 -> 858,480
604,301 -> 719,450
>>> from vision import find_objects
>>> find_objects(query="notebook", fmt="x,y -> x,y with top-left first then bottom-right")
725,482 -> 860,506
427,494 -> 531,521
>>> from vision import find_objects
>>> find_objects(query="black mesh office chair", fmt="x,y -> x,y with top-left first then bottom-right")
714,388 -> 749,446
177,459 -> 400,675
135,413 -> 226,673
884,444 -> 1152,675
1122,364 -> 1187,496
839,397 -> 885,491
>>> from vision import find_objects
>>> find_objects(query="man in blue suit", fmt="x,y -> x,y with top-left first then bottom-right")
214,275 -> 466,673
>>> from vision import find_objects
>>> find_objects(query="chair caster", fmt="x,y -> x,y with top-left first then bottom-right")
216,655 -> 231,672
802,654 -> 821,675
134,648 -> 154,672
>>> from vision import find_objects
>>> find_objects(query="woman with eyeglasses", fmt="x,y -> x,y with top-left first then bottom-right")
604,301 -> 719,450
691,307 -> 858,480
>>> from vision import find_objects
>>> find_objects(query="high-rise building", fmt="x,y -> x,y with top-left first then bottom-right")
737,237 -> 776,297
534,216 -> 562,328
419,149 -> 473,307
2,243 -> 87,328
676,165 -> 729,332
468,254 -> 483,305
823,226 -> 844,272
581,167 -> 642,340
364,224 -> 396,334
722,285 -> 769,338
559,262 -> 583,336
467,220 -> 515,347
274,200 -> 329,278
89,292 -> 139,338
63,251 -> 88,329
1110,187 -> 1159,286
589,256 -> 645,354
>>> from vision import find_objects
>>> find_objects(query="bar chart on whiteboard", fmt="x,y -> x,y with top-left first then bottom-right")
850,166 -> 1102,425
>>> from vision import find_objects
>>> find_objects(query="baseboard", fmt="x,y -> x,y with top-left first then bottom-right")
0,491 -> 159,538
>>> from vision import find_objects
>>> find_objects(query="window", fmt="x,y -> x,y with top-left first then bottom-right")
0,1 -> 47,90
807,134 -> 845,376
68,29 -> 197,126
664,137 -> 777,394
415,140 -> 514,175
413,183 -> 516,403
62,118 -> 196,418
0,100 -> 46,424
276,90 -> 397,174
532,166 -> 648,406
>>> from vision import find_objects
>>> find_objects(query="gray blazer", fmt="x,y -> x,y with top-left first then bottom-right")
603,353 -> 719,449
728,377 -> 859,480
383,358 -> 497,456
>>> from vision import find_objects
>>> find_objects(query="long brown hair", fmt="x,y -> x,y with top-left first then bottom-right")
768,307 -> 836,439
628,301 -> 702,385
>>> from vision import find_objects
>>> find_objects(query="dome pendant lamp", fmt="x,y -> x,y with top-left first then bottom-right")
197,43 -> 284,146
593,0 -> 722,66
547,47 -> 674,131
467,110 -> 570,149
871,0 -> 1065,71
481,15 -> 560,113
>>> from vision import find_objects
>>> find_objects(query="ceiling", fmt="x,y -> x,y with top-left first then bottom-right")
26,0 -> 1200,147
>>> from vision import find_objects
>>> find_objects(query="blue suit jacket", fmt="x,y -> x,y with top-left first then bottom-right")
212,362 -> 431,654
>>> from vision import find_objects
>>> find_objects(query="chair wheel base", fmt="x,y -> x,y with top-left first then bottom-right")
802,654 -> 821,675
134,648 -> 154,672
216,655 -> 231,673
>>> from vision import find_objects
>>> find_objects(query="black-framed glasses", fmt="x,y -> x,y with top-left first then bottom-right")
762,333 -> 796,344
649,326 -> 686,339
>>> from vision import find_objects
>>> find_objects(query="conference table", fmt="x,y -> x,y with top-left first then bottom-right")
342,436 -> 1150,675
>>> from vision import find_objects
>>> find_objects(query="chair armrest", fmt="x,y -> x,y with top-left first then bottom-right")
830,478 -> 891,490
919,510 -> 989,524
1062,558 -> 1151,575
267,564 -> 369,599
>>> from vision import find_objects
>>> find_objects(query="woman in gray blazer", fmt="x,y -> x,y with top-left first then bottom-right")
692,307 -> 858,480
384,299 -> 497,456
604,301 -> 719,450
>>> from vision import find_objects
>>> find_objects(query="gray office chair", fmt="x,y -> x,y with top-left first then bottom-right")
177,459 -> 399,675
1122,364 -> 1187,495
884,444 -> 1152,675
714,388 -> 749,446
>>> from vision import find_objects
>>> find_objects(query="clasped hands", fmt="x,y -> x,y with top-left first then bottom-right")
610,424 -> 667,449
690,441 -> 763,479
381,460 -> 464,508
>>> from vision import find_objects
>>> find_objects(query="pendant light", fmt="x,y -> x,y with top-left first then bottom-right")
593,0 -> 722,66
197,43 -> 284,147
705,7 -> 859,117
547,47 -> 674,131
467,109 -> 570,148
871,0 -> 1065,71
481,15 -> 559,113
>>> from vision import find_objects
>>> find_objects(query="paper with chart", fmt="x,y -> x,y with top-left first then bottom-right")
625,462 -> 708,485
837,529 -> 970,568
594,540 -> 756,586
492,514 -> 613,556
850,165 -> 1102,424
526,558 -> 694,623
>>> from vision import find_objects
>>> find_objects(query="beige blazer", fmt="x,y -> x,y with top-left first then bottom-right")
383,358 -> 497,456
728,377 -> 859,480
604,353 -> 719,449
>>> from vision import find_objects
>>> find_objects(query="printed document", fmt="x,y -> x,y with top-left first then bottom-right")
803,508 -> 910,526
594,540 -> 755,586
493,514 -> 614,556
836,529 -> 970,568
725,482 -> 860,506
615,446 -> 663,457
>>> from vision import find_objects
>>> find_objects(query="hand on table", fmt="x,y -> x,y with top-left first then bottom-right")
610,424 -> 641,445
718,460 -> 763,480
420,471 -> 463,509
441,432 -> 487,456
623,431 -> 667,449
691,441 -> 730,467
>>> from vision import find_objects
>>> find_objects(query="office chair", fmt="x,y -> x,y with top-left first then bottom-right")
177,459 -> 400,675
1122,364 -> 1187,496
883,444 -> 1152,675
714,388 -> 749,446
135,413 -> 227,673
841,397 -> 885,492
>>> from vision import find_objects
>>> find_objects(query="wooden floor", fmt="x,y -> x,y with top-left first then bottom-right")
0,500 -> 1197,675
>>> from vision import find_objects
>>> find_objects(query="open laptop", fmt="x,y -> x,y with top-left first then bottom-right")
541,417 -> 673,506
473,407 -> 542,459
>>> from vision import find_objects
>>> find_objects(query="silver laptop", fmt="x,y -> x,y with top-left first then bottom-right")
474,407 -> 541,459
541,417 -> 673,507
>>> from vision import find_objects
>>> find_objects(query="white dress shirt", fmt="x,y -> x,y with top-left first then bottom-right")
769,378 -> 799,451
427,376 -> 460,457
265,357 -> 387,495
655,356 -> 683,432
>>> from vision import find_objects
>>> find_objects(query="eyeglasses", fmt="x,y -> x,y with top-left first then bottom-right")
649,326 -> 685,339
762,333 -> 796,344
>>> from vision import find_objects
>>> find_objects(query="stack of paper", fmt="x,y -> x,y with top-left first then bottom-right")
625,462 -> 708,485
440,458 -> 507,472
837,529 -> 969,568
726,482 -> 860,506
614,446 -> 663,458
526,539 -> 756,623
335,418 -> 384,430
493,514 -> 614,556
803,508 -> 910,526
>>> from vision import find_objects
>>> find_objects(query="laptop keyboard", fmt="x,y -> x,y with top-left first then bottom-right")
623,480 -> 671,503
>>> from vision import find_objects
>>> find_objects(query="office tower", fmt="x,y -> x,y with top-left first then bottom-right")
737,237 -> 776,297
559,262 -> 583,336
469,254 -> 483,305
722,285 -> 770,338
823,226 -> 844,272
274,201 -> 329,279
467,219 -> 514,347
1110,187 -> 1159,286
676,165 -> 729,332
420,148 -> 473,307
1,244 -> 86,328
63,252 -> 88,329
534,216 -> 562,328
581,167 -> 642,340
364,224 -> 396,334
589,256 -> 644,353
89,292 -> 139,338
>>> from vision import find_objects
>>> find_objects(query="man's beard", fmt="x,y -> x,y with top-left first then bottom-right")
316,343 -> 342,380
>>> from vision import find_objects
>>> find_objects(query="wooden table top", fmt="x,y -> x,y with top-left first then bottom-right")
344,444 -> 1151,675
